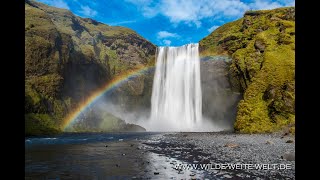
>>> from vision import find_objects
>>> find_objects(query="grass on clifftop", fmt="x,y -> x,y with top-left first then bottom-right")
200,7 -> 295,133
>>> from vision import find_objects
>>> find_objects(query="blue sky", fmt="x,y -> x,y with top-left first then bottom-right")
36,0 -> 295,46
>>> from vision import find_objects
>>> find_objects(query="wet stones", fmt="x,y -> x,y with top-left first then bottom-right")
285,139 -> 294,143
266,140 -> 274,145
281,152 -> 295,161
224,143 -> 239,148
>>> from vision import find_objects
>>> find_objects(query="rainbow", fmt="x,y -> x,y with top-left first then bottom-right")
62,65 -> 155,130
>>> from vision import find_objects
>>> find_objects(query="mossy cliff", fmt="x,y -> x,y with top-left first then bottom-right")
25,0 -> 155,135
200,7 -> 295,133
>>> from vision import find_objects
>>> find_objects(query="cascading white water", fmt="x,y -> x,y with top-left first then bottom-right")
149,43 -> 202,131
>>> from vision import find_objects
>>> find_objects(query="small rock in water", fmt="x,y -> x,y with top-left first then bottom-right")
116,164 -> 120,167
130,144 -> 134,147
211,170 -> 219,174
286,139 -> 294,143
154,172 -> 160,175
283,132 -> 289,136
105,145 -> 108,147
266,140 -> 274,144
236,174 -> 244,178
216,171 -> 226,176
281,152 -> 295,161
223,174 -> 233,178
224,143 -> 239,148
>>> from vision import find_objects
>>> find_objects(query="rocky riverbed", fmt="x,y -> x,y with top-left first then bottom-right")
25,132 -> 295,179
141,132 -> 295,179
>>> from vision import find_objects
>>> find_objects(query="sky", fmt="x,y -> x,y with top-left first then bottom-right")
36,0 -> 295,46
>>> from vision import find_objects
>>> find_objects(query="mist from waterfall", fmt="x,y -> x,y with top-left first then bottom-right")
68,43 -> 236,132
148,43 -> 217,131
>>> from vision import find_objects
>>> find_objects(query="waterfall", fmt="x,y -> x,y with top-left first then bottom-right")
149,43 -> 202,131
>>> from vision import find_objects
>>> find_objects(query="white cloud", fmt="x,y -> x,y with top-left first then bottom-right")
41,0 -> 70,9
126,0 -> 250,27
208,25 -> 219,32
125,0 -> 159,17
157,31 -> 179,39
249,0 -> 281,10
126,0 -> 295,27
163,39 -> 171,46
79,5 -> 97,17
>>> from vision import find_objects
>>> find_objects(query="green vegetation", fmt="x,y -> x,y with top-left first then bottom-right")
25,0 -> 155,135
66,111 -> 145,132
199,7 -> 295,133
99,112 -> 125,131
25,113 -> 60,136
26,0 -> 295,134
200,19 -> 243,56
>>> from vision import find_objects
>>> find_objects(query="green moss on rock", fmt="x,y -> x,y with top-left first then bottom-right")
200,7 -> 295,133
25,113 -> 61,136
25,0 -> 155,135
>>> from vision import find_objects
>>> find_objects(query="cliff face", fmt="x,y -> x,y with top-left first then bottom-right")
26,0 -> 295,134
199,7 -> 295,133
200,56 -> 241,130
25,0 -> 155,135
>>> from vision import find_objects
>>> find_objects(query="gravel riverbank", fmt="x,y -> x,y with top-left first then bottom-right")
25,132 -> 295,179
141,132 -> 295,179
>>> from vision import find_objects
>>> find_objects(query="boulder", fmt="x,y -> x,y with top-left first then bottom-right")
281,152 -> 295,161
